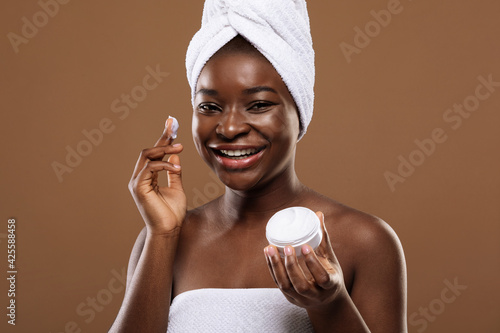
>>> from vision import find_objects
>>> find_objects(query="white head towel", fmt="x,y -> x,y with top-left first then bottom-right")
186,0 -> 315,140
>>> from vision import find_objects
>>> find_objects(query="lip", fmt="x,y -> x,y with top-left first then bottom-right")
209,144 -> 267,170
208,144 -> 265,150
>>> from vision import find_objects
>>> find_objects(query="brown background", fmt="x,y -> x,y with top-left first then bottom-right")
1,0 -> 499,332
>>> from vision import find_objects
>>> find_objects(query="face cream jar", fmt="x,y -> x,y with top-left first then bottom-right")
266,207 -> 322,257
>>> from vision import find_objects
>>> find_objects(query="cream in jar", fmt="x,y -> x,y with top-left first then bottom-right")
266,207 -> 322,257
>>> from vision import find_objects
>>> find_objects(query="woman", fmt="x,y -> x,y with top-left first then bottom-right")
110,1 -> 407,332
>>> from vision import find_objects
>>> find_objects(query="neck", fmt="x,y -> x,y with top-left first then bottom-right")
218,166 -> 307,226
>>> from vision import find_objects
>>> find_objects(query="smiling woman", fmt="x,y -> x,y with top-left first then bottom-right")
109,1 -> 407,333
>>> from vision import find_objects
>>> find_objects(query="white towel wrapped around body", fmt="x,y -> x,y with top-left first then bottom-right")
167,288 -> 314,332
185,0 -> 315,140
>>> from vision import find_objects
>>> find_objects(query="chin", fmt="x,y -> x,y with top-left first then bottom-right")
215,169 -> 265,192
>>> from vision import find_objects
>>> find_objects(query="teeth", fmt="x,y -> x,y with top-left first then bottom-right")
219,148 -> 258,158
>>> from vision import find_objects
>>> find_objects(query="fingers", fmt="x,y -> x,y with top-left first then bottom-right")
264,211 -> 344,308
131,117 -> 183,180
131,144 -> 183,180
264,246 -> 306,305
129,117 -> 184,198
264,245 -> 317,301
284,246 -> 318,298
166,155 -> 183,191
264,246 -> 289,287
301,245 -> 336,290
132,160 -> 181,195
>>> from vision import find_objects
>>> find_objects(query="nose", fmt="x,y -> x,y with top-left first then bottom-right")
216,108 -> 251,140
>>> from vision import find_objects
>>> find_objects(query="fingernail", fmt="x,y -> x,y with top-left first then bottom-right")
301,245 -> 311,255
173,164 -> 181,169
172,143 -> 182,147
284,246 -> 293,256
267,246 -> 276,257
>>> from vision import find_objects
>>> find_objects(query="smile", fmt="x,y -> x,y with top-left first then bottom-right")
217,147 -> 264,160
211,146 -> 266,169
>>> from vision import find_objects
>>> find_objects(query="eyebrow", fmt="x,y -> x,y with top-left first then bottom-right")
195,86 -> 278,96
243,86 -> 278,95
195,88 -> 218,96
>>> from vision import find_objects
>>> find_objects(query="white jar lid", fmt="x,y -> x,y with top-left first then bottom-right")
266,207 -> 322,255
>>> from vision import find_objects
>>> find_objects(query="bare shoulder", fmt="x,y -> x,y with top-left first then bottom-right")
335,204 -> 402,259
308,191 -> 407,330
314,191 -> 401,242
306,191 -> 405,273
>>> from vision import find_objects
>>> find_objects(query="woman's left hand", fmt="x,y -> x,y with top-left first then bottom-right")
264,211 -> 346,312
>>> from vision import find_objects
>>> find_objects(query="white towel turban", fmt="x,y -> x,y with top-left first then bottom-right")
185,0 -> 315,140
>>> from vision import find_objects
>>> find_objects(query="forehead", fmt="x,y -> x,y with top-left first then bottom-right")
196,52 -> 288,95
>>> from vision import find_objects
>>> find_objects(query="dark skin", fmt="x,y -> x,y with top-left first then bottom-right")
109,48 -> 407,333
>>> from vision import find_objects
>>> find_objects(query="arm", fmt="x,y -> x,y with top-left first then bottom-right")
109,118 -> 186,333
110,229 -> 180,332
348,216 -> 407,332
264,212 -> 407,333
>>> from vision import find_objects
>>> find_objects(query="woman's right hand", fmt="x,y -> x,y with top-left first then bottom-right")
128,117 -> 186,236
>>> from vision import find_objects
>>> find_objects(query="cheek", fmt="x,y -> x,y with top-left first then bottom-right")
191,112 -> 200,140
257,109 -> 300,143
191,113 -> 207,157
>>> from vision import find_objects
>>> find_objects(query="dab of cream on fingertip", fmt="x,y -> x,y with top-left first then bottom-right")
167,116 -> 179,139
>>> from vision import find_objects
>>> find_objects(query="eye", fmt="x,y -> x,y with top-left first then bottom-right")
197,103 -> 221,114
248,101 -> 275,113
